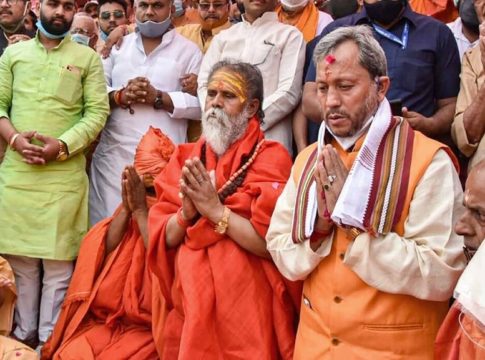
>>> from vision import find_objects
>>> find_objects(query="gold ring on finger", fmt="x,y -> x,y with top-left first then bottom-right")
323,183 -> 330,190
328,174 -> 337,184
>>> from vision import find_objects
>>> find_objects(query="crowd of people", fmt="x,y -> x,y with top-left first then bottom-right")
0,0 -> 484,358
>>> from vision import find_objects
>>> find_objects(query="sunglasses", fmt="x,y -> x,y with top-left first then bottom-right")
100,10 -> 125,20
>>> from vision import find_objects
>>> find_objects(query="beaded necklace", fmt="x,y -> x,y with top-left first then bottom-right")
201,139 -> 265,203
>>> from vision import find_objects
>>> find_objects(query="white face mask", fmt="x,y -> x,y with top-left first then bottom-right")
135,11 -> 171,38
71,32 -> 91,46
280,0 -> 308,12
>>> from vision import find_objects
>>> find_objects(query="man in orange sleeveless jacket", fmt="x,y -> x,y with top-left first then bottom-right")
267,25 -> 466,359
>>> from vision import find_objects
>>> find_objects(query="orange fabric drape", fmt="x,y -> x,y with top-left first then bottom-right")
276,3 -> 319,42
435,303 -> 485,359
42,202 -> 165,360
148,118 -> 302,359
409,0 -> 458,23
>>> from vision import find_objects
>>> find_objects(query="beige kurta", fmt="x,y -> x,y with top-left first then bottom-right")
452,45 -> 485,171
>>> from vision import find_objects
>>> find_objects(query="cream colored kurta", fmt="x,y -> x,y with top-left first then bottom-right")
267,149 -> 465,300
452,45 -> 485,172
197,12 -> 305,154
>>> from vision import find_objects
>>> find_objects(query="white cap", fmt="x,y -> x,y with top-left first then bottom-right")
280,0 -> 309,11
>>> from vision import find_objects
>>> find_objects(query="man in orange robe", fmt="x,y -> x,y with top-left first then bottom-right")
435,160 -> 485,359
41,127 -> 175,359
148,61 -> 301,359
267,25 -> 466,359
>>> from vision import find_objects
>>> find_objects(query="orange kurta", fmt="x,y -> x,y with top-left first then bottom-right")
148,119 -> 301,359
293,130 -> 455,359
276,3 -> 319,42
42,203 -> 164,360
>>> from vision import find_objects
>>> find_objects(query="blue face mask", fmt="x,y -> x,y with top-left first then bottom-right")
99,29 -> 110,42
36,19 -> 70,39
71,33 -> 91,46
136,13 -> 171,38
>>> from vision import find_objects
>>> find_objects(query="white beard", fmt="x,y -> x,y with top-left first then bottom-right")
201,107 -> 249,157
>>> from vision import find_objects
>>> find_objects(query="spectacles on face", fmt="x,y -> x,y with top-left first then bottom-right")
100,9 -> 125,20
70,27 -> 92,36
0,0 -> 24,6
198,2 -> 227,10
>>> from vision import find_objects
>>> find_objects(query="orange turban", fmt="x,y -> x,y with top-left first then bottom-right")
134,127 -> 175,178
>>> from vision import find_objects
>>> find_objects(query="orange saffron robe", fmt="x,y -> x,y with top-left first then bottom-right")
292,132 -> 457,359
276,3 -> 319,42
42,201 -> 164,360
148,119 -> 301,359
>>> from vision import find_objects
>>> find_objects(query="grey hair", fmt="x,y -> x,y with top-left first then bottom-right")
313,25 -> 387,79
207,60 -> 265,121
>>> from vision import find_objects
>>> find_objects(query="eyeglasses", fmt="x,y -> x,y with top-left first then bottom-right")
100,10 -> 125,20
0,0 -> 24,6
70,28 -> 93,37
198,2 -> 227,10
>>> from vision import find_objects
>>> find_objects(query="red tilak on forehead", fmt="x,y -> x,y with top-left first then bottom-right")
325,54 -> 336,64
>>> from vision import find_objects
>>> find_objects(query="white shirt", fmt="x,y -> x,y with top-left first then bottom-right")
317,10 -> 333,35
89,30 -> 203,225
267,150 -> 466,301
197,12 -> 305,154
447,18 -> 478,63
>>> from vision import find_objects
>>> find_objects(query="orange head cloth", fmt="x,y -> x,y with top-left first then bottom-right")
134,126 -> 176,178
208,70 -> 248,103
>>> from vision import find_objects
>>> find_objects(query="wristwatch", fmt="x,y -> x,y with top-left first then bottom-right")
214,206 -> 231,235
346,226 -> 363,241
153,91 -> 163,110
56,140 -> 69,161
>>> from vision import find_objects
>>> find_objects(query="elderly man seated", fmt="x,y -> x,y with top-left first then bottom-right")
148,61 -> 301,359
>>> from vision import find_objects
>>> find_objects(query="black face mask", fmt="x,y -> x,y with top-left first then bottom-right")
459,0 -> 480,34
330,0 -> 359,20
364,0 -> 405,26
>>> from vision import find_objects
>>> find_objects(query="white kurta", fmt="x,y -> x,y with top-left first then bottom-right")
267,150 -> 466,301
89,30 -> 203,225
447,18 -> 478,63
197,12 -> 305,154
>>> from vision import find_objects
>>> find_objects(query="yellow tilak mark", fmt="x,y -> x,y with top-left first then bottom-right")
208,71 -> 247,103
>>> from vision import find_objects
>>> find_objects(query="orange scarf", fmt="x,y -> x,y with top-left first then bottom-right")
276,2 -> 319,42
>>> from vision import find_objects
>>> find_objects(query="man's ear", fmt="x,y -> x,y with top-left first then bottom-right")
245,98 -> 260,118
376,76 -> 390,102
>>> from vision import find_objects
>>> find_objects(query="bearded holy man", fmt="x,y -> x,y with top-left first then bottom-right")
147,61 -> 302,359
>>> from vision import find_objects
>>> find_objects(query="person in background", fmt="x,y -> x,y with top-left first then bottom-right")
197,0 -> 305,155
0,0 -> 34,55
70,11 -> 98,48
451,18 -> 485,173
177,0 -> 231,141
435,160 -> 485,359
448,0 -> 481,62
276,0 -> 332,42
89,0 -> 203,225
171,0 -> 199,26
96,0 -> 128,52
0,0 -> 109,351
83,0 -> 98,17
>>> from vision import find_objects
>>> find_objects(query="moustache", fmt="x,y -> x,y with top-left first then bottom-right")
325,110 -> 350,120
0,11 -> 13,15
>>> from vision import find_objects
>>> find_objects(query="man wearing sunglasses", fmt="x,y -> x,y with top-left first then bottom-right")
96,0 -> 128,52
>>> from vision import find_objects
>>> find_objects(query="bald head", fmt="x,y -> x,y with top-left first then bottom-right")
455,160 -> 485,259
70,13 -> 98,48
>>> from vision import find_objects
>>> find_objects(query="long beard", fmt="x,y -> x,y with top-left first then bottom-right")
201,107 -> 249,157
